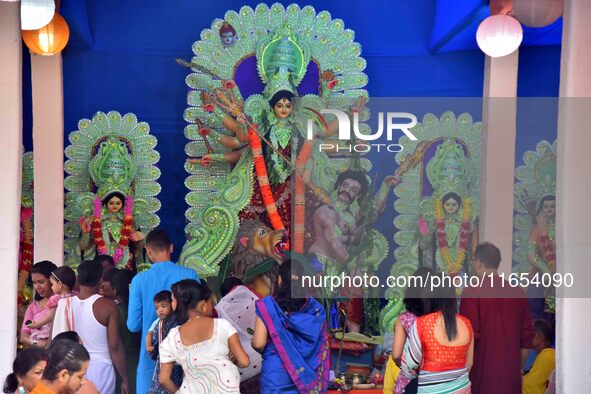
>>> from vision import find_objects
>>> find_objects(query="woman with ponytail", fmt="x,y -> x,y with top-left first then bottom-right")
158,279 -> 249,393
3,348 -> 47,393
399,279 -> 475,393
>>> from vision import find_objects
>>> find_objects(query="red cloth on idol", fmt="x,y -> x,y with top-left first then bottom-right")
238,143 -> 292,230
460,274 -> 534,394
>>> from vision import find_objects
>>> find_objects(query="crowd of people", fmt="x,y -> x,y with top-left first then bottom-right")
7,229 -> 555,394
388,243 -> 556,394
8,228 -> 330,394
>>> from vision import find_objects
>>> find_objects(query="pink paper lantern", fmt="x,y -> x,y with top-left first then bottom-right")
477,15 -> 523,58
512,0 -> 563,27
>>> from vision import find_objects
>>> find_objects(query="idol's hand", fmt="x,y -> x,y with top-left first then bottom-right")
383,175 -> 401,187
200,155 -> 212,167
347,224 -> 367,246
130,231 -> 145,242
79,217 -> 92,234
235,113 -> 246,124
418,218 -> 429,237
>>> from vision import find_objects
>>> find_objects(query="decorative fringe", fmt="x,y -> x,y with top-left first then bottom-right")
293,141 -> 313,252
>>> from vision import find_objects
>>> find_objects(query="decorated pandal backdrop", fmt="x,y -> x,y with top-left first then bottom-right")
17,153 -> 34,315
18,2 -> 560,337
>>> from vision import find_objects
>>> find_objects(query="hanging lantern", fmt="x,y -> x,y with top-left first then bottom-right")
512,0 -> 563,27
22,13 -> 70,56
21,0 -> 55,30
476,15 -> 523,58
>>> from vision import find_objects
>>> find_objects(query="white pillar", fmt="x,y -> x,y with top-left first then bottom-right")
0,0 -> 23,379
480,50 -> 519,274
555,1 -> 591,392
31,54 -> 65,266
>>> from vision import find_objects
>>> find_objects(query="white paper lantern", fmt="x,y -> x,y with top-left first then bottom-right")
512,0 -> 563,27
477,15 -> 523,58
21,0 -> 55,30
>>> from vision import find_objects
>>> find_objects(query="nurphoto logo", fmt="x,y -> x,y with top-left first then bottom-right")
306,109 -> 418,153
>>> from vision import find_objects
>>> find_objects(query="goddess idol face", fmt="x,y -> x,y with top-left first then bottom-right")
106,195 -> 124,214
443,197 -> 460,215
542,199 -> 556,219
273,98 -> 293,119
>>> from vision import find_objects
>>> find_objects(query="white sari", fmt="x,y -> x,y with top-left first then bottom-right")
215,285 -> 262,381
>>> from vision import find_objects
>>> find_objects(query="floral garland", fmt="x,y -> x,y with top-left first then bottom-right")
293,140 -> 314,253
293,73 -> 336,252
434,196 -> 472,274
536,224 -> 556,312
18,207 -> 34,307
92,196 -> 134,264
538,233 -> 556,271
20,207 -> 34,273
248,124 -> 285,231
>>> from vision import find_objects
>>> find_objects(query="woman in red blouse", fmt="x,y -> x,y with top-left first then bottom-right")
400,281 -> 474,393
